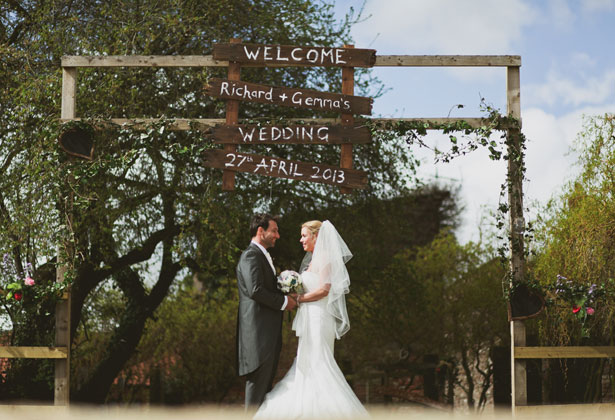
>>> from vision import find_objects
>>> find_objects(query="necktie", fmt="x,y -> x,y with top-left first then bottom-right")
264,251 -> 275,274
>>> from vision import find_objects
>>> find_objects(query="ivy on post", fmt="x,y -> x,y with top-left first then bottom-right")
506,64 -> 527,411
222,38 -> 242,191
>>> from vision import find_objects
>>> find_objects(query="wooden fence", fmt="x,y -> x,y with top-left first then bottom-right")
0,292 -> 71,405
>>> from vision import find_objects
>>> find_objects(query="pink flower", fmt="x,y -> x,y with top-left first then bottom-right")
586,307 -> 595,315
572,305 -> 581,314
24,276 -> 35,286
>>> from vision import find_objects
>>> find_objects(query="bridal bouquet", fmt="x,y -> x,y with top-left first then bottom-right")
277,270 -> 303,294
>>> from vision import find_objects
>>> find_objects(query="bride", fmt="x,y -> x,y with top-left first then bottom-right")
254,220 -> 368,419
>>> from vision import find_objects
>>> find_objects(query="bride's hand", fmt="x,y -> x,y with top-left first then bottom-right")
291,293 -> 304,304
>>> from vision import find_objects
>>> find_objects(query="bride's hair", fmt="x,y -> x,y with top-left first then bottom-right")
301,220 -> 322,237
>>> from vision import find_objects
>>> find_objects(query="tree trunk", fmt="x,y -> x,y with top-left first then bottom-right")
460,350 -> 475,410
73,236 -> 181,403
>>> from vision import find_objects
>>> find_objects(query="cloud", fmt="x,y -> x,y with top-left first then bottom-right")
525,69 -> 615,108
522,107 -> 583,204
546,0 -> 575,27
413,105 -> 614,244
582,0 -> 615,12
353,0 -> 538,54
570,52 -> 597,69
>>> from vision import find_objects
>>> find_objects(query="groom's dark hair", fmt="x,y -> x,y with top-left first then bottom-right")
250,213 -> 279,237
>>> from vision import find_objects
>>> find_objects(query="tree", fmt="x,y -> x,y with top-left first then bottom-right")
1,0 -> 415,402
532,114 -> 615,345
530,115 -> 615,403
350,232 -> 508,411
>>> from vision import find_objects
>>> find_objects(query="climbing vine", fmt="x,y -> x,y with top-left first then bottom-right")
363,101 -> 530,298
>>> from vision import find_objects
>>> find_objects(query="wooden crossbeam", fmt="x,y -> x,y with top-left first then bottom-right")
60,117 -> 515,130
515,403 -> 615,416
61,54 -> 521,68
515,346 -> 615,359
375,55 -> 521,67
0,346 -> 68,359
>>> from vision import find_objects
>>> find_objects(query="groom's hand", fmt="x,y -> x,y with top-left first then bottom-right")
285,296 -> 298,311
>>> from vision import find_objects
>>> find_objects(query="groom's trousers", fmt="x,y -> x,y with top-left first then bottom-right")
245,339 -> 281,409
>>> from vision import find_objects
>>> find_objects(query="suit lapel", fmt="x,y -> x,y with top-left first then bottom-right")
250,242 -> 275,275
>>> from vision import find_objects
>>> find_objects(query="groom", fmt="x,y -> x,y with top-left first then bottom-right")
236,213 -> 297,409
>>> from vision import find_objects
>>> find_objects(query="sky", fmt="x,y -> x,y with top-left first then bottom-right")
332,0 -> 615,243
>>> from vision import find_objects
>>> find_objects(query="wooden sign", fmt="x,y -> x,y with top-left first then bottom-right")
213,43 -> 377,68
211,124 -> 372,145
205,78 -> 372,115
203,149 -> 367,189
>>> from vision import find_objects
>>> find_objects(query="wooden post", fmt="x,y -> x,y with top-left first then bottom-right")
507,65 -> 527,412
61,68 -> 77,120
340,45 -> 355,194
56,67 -> 77,405
54,289 -> 71,405
222,38 -> 241,191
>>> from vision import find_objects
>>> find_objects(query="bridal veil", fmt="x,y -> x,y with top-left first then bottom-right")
310,220 -> 352,338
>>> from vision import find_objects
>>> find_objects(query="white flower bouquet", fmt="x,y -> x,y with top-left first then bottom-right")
277,270 -> 303,294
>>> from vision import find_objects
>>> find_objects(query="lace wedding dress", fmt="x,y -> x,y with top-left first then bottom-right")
254,222 -> 368,419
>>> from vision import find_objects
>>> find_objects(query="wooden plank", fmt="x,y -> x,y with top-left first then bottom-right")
222,38 -> 241,191
58,62 -> 74,406
507,64 -> 526,412
61,68 -> 77,120
374,55 -> 522,67
507,66 -> 522,119
62,55 -> 521,68
203,149 -> 367,189
340,44 -> 355,194
512,321 -> 527,408
515,403 -> 615,416
515,346 -> 615,359
205,78 -> 373,115
55,289 -> 71,405
61,117 -> 516,131
61,118 -> 226,130
61,55 -> 224,67
213,43 -> 376,67
0,346 -> 68,359
211,124 -> 371,145
373,117 -> 518,129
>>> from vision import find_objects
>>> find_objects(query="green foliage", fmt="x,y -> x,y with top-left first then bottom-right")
121,282 -> 239,404
532,115 -> 615,345
2,0 -> 419,402
348,231 -> 508,410
1,0 -> 530,405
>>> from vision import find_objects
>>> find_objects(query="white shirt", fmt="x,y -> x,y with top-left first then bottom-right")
251,240 -> 288,310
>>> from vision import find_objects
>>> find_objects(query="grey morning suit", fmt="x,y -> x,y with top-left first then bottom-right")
236,243 -> 285,408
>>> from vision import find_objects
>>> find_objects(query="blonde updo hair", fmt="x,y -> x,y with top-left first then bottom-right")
301,220 -> 322,237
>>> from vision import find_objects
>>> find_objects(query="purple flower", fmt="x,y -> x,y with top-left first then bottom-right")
2,253 -> 10,270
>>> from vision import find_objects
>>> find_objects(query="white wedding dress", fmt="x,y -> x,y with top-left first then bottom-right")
254,269 -> 368,419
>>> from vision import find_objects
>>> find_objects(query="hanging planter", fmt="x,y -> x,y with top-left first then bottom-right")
58,122 -> 95,160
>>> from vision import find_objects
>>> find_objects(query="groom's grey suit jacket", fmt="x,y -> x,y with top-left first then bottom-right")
236,243 -> 285,376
